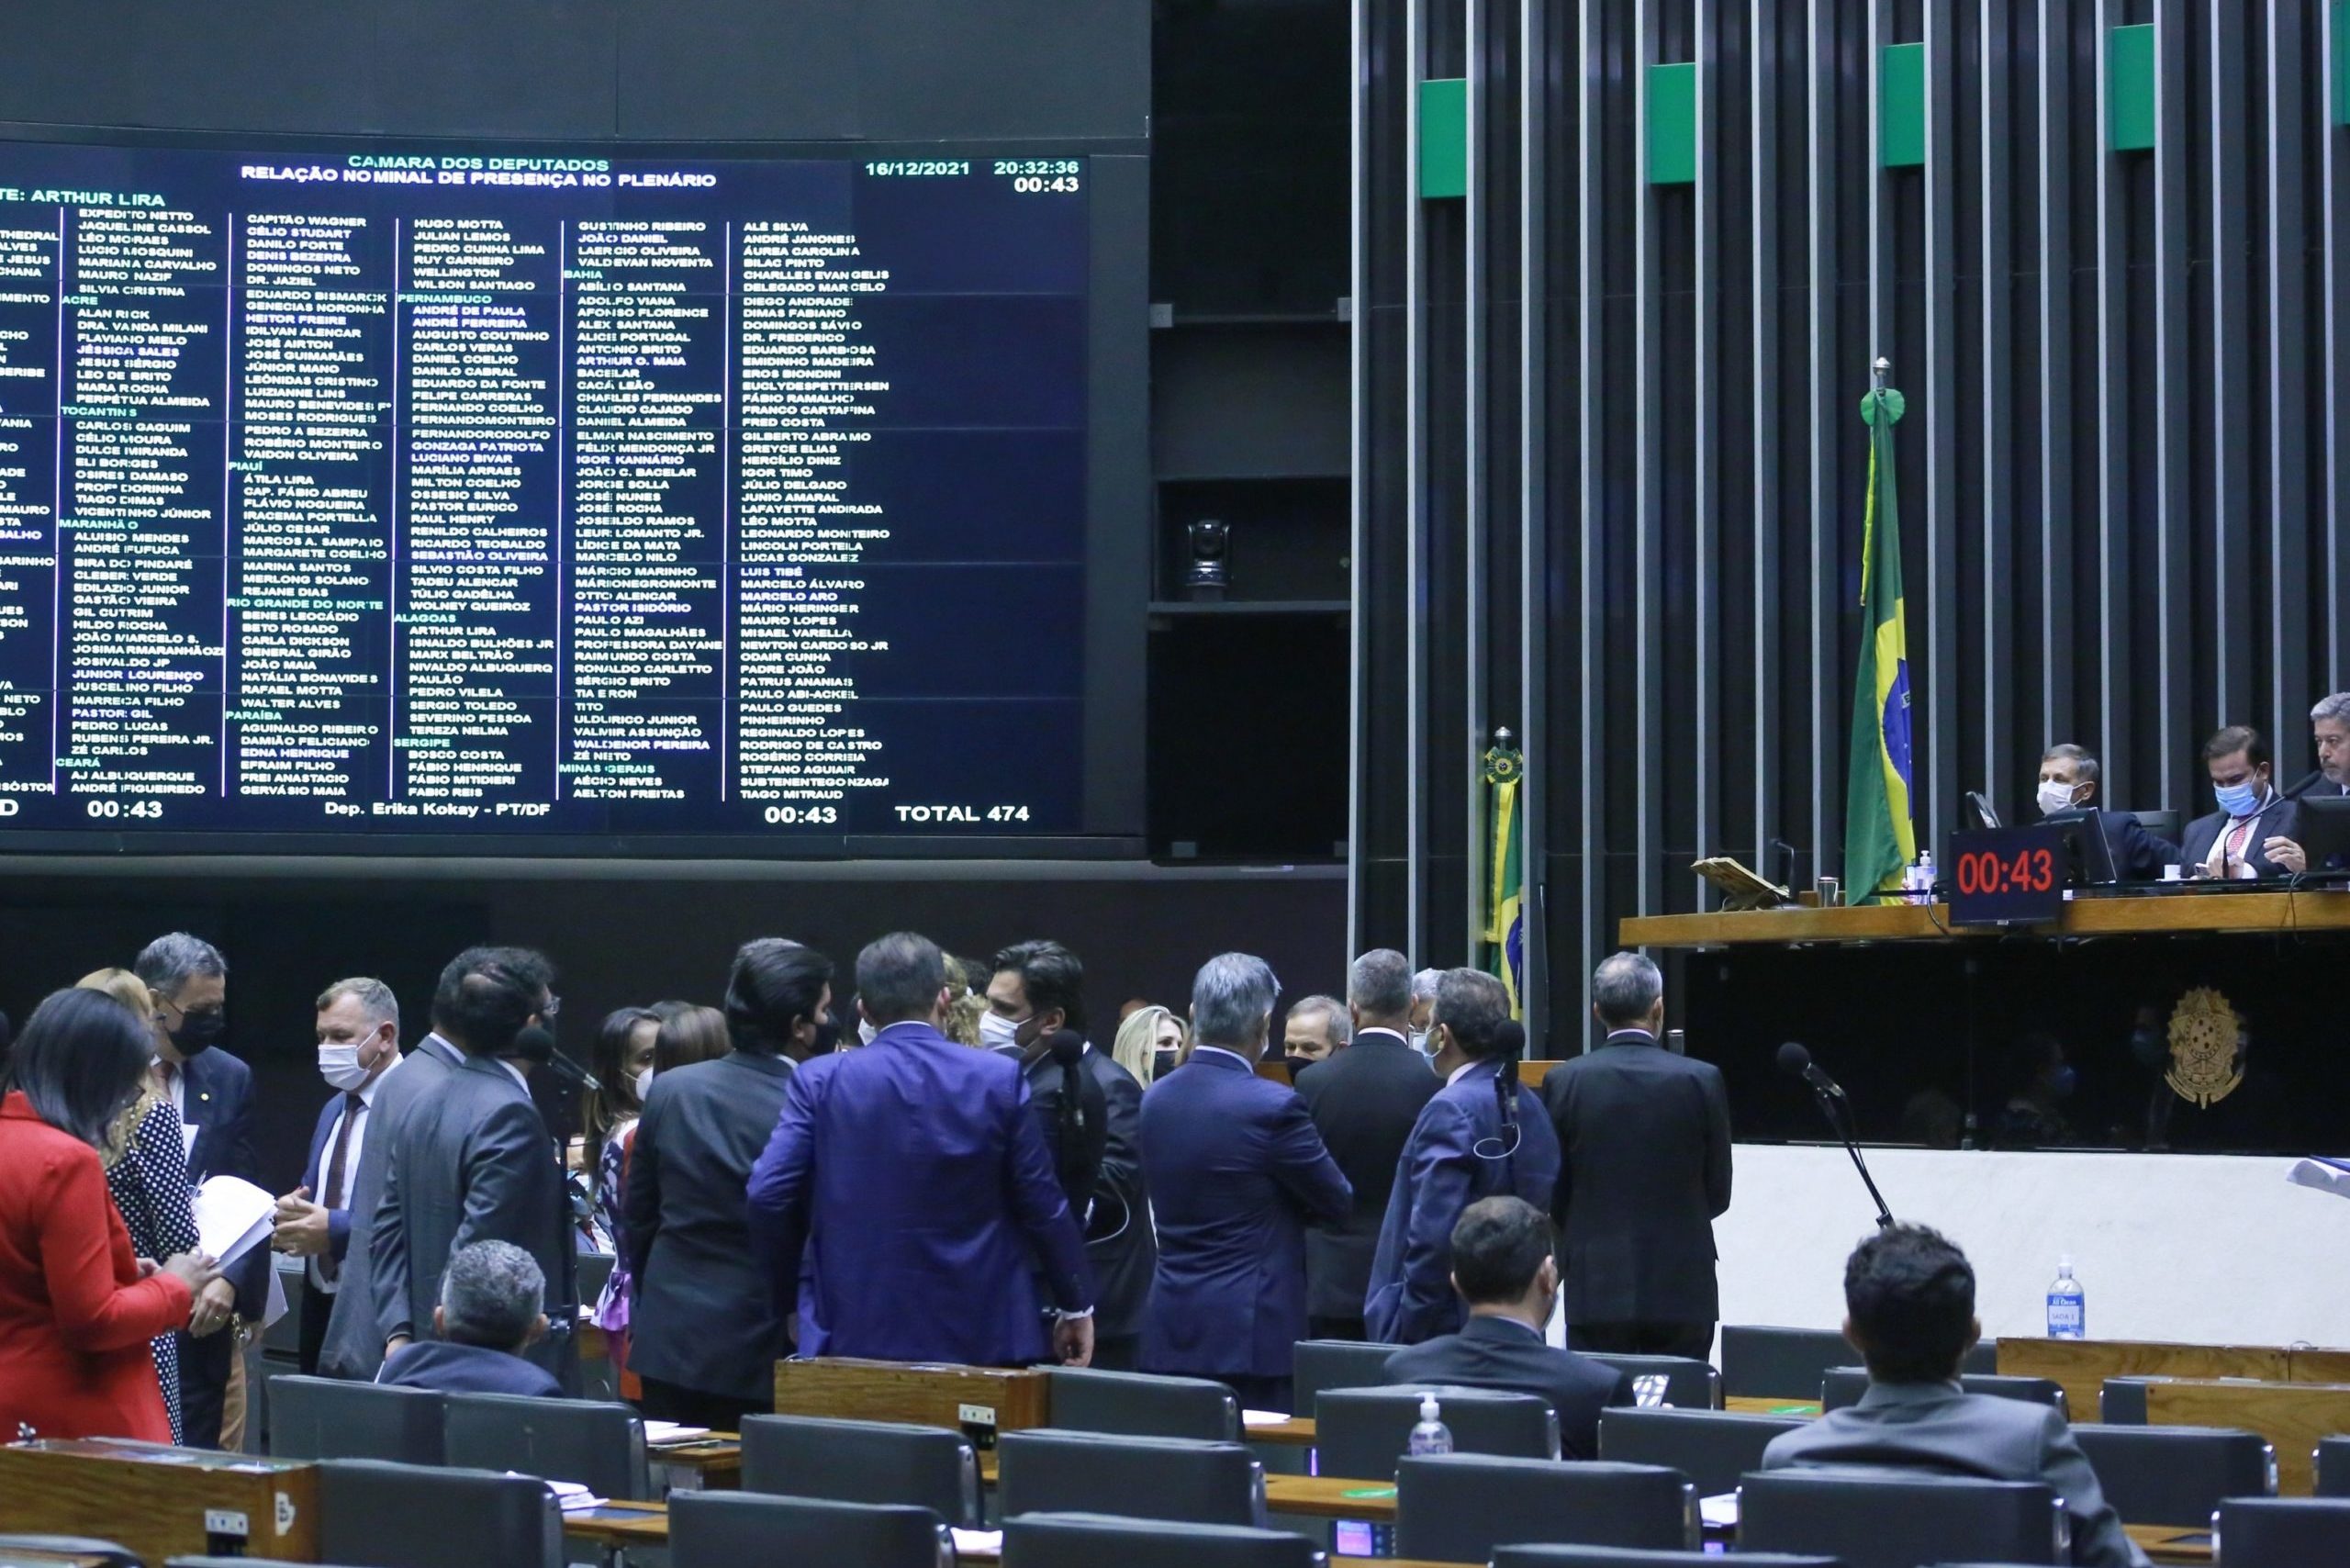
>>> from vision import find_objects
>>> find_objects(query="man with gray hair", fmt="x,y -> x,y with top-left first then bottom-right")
1408,968 -> 1444,1054
1541,952 -> 1732,1361
275,978 -> 405,1374
1367,969 -> 1560,1344
2290,692 -> 2350,801
1139,953 -> 1351,1407
1295,949 -> 1439,1338
1280,994 -> 1350,1069
135,931 -> 260,1449
375,1240 -> 562,1397
2034,743 -> 2178,879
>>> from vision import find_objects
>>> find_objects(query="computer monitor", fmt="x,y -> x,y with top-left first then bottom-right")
1964,790 -> 2001,832
2295,794 -> 2350,876
2041,807 -> 2120,886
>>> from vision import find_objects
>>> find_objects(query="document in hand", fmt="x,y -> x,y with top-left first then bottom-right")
191,1174 -> 277,1266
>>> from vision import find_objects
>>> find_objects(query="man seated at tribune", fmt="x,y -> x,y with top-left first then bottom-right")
376,1239 -> 563,1398
1381,1196 -> 1632,1461
1762,1224 -> 2147,1568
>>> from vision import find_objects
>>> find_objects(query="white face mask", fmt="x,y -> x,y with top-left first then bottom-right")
856,1017 -> 878,1046
2037,780 -> 2079,817
1407,1028 -> 1431,1056
979,1011 -> 1023,1051
632,1065 -> 655,1103
318,1041 -> 375,1093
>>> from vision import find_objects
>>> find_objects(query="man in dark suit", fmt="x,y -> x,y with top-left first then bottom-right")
1367,969 -> 1559,1347
2276,693 -> 2350,873
135,932 -> 263,1450
1295,948 -> 1437,1340
372,947 -> 578,1394
2177,723 -> 2303,878
375,1240 -> 563,1399
626,937 -> 827,1428
991,940 -> 1154,1370
1139,952 -> 1352,1412
1543,952 -> 1730,1361
271,978 -> 404,1375
749,932 -> 1096,1368
1762,1225 -> 2147,1567
2034,744 -> 2179,879
316,1014 -> 465,1383
1382,1197 -> 1631,1460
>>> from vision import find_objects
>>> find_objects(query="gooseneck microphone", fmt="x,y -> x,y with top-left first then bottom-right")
512,1023 -> 600,1093
1778,1041 -> 1893,1227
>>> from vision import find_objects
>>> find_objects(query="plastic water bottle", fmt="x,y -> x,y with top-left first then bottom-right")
1407,1393 -> 1453,1456
2046,1256 -> 2086,1339
1916,850 -> 1937,894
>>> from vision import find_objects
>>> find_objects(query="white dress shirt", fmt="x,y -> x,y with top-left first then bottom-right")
309,1061 -> 397,1294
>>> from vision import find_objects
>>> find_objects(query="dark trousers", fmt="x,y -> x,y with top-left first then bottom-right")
297,1284 -> 332,1377
1567,1320 -> 1716,1361
178,1325 -> 233,1449
638,1375 -> 774,1432
1091,1334 -> 1140,1372
1308,1316 -> 1368,1342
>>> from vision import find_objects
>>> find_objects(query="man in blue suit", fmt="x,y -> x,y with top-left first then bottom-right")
136,932 -> 264,1450
271,978 -> 405,1375
376,1240 -> 563,1399
1367,968 -> 1560,1347
747,931 -> 1096,1368
1138,952 -> 1352,1412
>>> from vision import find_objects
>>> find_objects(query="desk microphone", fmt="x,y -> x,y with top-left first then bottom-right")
1778,1041 -> 1894,1228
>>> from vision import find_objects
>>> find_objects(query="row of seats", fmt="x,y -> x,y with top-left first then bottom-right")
17,1469 -> 2350,1568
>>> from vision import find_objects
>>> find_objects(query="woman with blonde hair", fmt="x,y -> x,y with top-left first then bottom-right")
1112,1003 -> 1186,1089
73,968 -> 206,1444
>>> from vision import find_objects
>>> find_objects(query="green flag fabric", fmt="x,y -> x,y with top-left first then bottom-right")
1842,386 -> 1918,903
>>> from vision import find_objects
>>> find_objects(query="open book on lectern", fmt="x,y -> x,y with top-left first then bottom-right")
1690,857 -> 1793,912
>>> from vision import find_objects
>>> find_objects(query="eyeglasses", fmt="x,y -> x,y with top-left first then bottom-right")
541,994 -> 563,1021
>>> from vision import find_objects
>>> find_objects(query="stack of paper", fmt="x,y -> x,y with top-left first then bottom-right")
952,1529 -> 1004,1555
1240,1409 -> 1290,1428
2288,1158 -> 2350,1201
538,1478 -> 606,1513
191,1175 -> 275,1266
1699,1493 -> 1740,1529
643,1421 -> 712,1446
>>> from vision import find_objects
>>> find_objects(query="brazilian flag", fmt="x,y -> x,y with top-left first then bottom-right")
1842,383 -> 1917,903
1483,736 -> 1525,1017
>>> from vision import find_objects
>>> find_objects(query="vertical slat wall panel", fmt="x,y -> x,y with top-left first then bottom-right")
2267,1 -> 2313,755
2204,0 -> 2250,741
1751,0 -> 1783,874
1353,0 -> 2348,1051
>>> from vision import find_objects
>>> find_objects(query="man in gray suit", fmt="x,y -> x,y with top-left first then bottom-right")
316,1010 -> 465,1382
1762,1225 -> 2147,1567
371,947 -> 579,1394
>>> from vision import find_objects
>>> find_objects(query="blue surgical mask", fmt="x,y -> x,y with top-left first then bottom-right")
2214,779 -> 2264,818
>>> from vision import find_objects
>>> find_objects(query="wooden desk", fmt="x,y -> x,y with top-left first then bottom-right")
774,1358 -> 1050,1442
648,1434 -> 742,1492
2142,1378 -> 2350,1495
1996,1337 -> 2294,1424
2126,1524 -> 2215,1565
1620,890 -> 2350,948
1245,1416 -> 1317,1445
0,1552 -> 113,1568
1724,1396 -> 1821,1417
0,1439 -> 320,1564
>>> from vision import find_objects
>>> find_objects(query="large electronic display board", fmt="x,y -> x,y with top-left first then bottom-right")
0,139 -> 1141,851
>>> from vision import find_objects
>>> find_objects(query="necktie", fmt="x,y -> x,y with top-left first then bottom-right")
318,1093 -> 363,1282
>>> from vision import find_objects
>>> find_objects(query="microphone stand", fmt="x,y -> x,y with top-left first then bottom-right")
1806,1080 -> 1895,1228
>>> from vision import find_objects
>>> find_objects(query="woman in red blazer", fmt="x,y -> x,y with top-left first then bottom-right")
0,988 -> 218,1441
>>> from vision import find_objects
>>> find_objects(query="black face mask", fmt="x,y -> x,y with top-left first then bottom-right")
809,1010 -> 842,1056
170,1007 -> 226,1056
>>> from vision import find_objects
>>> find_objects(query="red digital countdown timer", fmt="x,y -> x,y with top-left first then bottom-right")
1947,826 -> 2067,926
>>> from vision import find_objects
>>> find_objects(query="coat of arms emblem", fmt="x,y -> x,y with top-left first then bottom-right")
2165,987 -> 2245,1108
